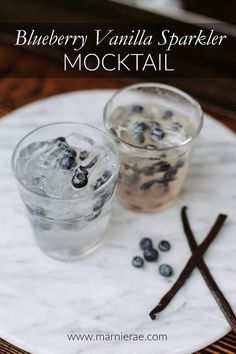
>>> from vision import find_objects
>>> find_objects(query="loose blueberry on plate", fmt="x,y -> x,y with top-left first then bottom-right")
79,150 -> 89,160
72,170 -> 88,188
59,155 -> 76,170
132,256 -> 144,268
159,264 -> 173,277
133,133 -> 145,144
131,105 -> 143,113
163,110 -> 174,119
144,248 -> 158,262
132,121 -> 147,133
151,128 -> 165,141
140,237 -> 153,250
158,240 -> 171,252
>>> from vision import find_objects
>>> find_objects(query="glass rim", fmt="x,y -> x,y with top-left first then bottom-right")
11,122 -> 120,201
103,82 -> 203,155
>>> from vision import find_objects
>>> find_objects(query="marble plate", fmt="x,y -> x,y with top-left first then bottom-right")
0,90 -> 235,354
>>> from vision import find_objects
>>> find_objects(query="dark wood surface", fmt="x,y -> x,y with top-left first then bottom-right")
0,19 -> 236,354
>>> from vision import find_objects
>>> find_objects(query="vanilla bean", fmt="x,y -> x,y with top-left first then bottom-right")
181,206 -> 236,333
149,212 -> 227,320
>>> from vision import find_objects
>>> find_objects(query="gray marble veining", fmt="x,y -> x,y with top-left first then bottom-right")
0,90 -> 235,354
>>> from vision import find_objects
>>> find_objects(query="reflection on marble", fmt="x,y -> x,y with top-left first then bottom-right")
0,90 -> 235,354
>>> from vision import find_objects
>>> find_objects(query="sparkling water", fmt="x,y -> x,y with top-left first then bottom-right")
14,124 -> 119,261
108,103 -> 195,212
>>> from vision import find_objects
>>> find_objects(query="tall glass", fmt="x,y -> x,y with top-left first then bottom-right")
104,83 -> 203,213
12,123 -> 120,261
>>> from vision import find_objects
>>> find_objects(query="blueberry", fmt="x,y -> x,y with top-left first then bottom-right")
133,133 -> 145,144
132,121 -> 147,133
159,264 -> 173,277
131,105 -> 143,113
93,197 -> 106,212
100,191 -> 111,203
27,206 -> 46,217
59,156 -> 76,170
65,148 -> 77,158
86,209 -> 101,222
80,150 -> 89,161
93,169 -> 112,191
157,161 -> 171,172
140,180 -> 155,190
145,144 -> 157,150
151,128 -> 165,141
158,240 -> 171,252
124,170 -> 139,185
176,160 -> 184,168
55,137 -> 66,143
163,167 -> 178,181
103,170 -> 112,182
93,177 -> 104,190
77,165 -> 88,176
144,248 -> 158,262
150,121 -> 161,130
140,237 -> 153,250
72,171 -> 88,188
34,207 -> 46,217
171,122 -> 183,131
85,156 -> 98,169
143,165 -> 156,176
163,110 -> 174,119
132,256 -> 144,268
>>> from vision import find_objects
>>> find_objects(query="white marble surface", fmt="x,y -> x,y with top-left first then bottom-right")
0,90 -> 235,354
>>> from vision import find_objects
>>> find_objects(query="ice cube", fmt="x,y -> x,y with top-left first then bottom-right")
44,168 -> 73,198
37,142 -> 66,169
30,176 -> 47,195
19,141 -> 48,161
66,133 -> 94,150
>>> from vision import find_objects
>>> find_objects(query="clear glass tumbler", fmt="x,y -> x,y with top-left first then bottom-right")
12,123 -> 120,261
104,83 -> 203,213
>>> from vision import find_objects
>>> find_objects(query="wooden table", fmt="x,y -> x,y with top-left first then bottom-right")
0,43 -> 235,353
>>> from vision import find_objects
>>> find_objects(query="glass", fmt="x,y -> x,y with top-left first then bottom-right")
12,123 -> 120,261
104,83 -> 203,213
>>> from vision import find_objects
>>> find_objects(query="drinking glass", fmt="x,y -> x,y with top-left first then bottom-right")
12,123 -> 120,261
104,83 -> 203,212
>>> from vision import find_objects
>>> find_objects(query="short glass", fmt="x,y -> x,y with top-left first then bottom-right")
104,83 -> 203,213
12,123 -> 120,261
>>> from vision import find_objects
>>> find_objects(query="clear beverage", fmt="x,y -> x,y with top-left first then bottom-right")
104,84 -> 203,212
12,123 -> 120,261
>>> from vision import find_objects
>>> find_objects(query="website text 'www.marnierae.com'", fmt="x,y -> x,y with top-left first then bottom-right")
67,332 -> 168,342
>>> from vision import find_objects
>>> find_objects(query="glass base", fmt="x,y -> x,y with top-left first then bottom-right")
36,236 -> 106,262
118,196 -> 177,213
